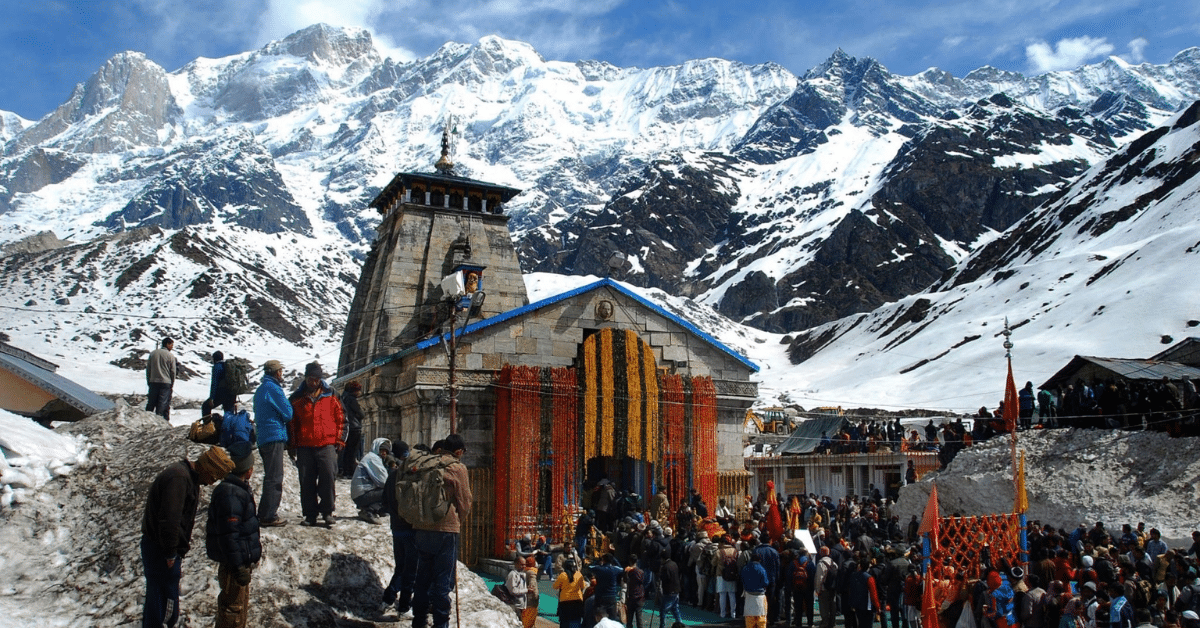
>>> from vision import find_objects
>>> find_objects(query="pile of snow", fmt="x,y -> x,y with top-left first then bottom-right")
0,409 -> 91,507
0,401 -> 519,628
894,428 -> 1200,545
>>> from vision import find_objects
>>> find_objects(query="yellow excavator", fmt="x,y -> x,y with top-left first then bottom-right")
745,407 -> 792,434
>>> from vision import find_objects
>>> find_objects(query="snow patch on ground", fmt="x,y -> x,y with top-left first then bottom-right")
0,401 -> 520,628
893,428 -> 1200,546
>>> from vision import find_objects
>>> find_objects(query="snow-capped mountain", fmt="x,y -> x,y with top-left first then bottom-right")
0,224 -> 359,398
0,23 -> 1198,402
763,101 -> 1200,412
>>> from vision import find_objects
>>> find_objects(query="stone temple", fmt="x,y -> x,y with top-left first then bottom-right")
337,135 -> 759,564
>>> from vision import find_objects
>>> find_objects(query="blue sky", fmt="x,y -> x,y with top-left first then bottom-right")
0,0 -> 1196,120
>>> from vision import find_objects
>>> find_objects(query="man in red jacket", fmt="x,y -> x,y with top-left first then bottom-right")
288,362 -> 346,527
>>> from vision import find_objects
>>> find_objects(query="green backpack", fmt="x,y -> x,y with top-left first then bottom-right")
394,452 -> 456,527
219,357 -> 254,396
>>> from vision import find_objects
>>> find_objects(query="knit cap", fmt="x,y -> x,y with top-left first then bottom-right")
195,446 -> 234,484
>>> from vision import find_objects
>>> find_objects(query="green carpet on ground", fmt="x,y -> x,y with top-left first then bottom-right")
473,571 -> 734,626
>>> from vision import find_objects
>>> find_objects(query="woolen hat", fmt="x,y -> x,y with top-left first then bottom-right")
195,446 -> 234,485
232,452 -> 254,475
304,362 -> 323,378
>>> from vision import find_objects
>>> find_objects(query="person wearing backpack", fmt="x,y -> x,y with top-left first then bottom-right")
504,556 -> 530,617
202,351 -> 229,418
816,546 -> 839,628
715,535 -> 740,619
409,433 -> 472,628
695,532 -> 717,610
207,351 -> 238,415
791,548 -> 817,628
848,559 -> 883,628
380,441 -> 416,615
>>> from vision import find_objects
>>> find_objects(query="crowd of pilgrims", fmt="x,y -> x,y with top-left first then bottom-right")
1016,376 -> 1199,435
500,483 -> 1200,628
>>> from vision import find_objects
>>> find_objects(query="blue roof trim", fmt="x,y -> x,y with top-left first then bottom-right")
0,352 -> 115,416
413,278 -> 759,372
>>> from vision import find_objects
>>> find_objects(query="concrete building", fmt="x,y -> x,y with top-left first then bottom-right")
337,139 -> 758,564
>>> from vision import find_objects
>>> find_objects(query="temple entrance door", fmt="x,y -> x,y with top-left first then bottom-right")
586,456 -> 654,517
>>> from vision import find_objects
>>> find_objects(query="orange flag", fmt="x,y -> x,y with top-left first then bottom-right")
765,481 -> 784,542
917,484 -> 940,550
1003,360 -> 1019,433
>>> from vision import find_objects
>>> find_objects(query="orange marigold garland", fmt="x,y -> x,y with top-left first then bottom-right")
691,376 -> 718,509
660,374 -> 687,516
550,366 -> 581,541
495,366 -> 515,555
517,365 -> 543,541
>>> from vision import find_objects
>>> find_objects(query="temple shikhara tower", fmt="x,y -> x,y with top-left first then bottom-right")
338,128 -> 759,564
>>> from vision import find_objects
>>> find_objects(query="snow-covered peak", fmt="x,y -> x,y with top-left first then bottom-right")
5,51 -> 180,154
259,23 -> 379,68
0,109 -> 29,143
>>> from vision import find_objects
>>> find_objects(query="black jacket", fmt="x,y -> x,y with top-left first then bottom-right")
205,473 -> 262,568
341,391 -> 364,432
659,559 -> 682,595
382,467 -> 413,531
142,460 -> 200,559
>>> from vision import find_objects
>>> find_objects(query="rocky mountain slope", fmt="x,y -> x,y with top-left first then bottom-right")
0,24 -> 1198,398
0,223 -> 358,394
757,101 -> 1200,411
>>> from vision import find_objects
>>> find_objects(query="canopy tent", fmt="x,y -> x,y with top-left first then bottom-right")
774,414 -> 847,455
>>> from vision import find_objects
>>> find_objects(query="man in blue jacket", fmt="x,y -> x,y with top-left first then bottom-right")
741,552 -> 771,626
588,553 -> 625,621
206,451 -> 261,628
254,359 -> 293,527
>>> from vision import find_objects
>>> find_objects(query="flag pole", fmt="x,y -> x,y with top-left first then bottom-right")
1002,319 -> 1018,497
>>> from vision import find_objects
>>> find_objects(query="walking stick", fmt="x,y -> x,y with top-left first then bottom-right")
454,561 -> 461,628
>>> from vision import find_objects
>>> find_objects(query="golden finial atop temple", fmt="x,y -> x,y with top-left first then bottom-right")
434,118 -> 455,176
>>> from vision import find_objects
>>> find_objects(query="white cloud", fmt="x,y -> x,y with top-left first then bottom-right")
1125,37 -> 1148,64
253,0 -> 417,61
942,35 -> 968,49
1025,36 -> 1115,73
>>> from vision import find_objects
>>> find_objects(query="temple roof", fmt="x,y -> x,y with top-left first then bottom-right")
334,278 -> 759,385
368,171 -> 522,212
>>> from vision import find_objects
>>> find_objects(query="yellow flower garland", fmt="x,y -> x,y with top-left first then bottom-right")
600,329 -> 615,457
625,329 -> 642,457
